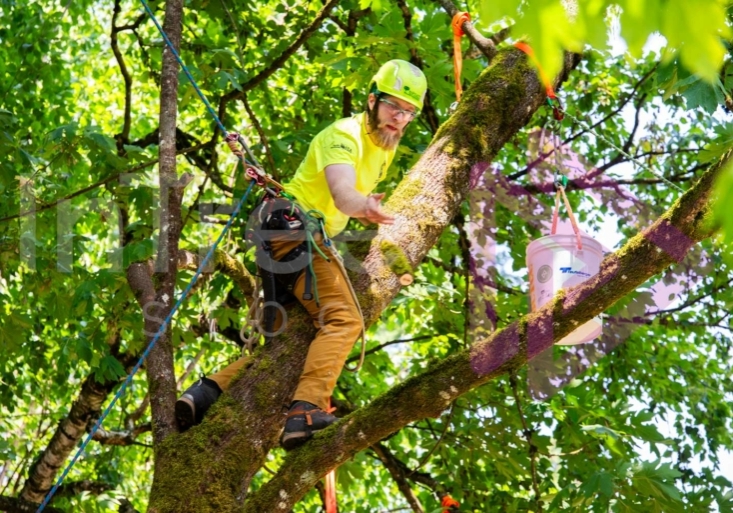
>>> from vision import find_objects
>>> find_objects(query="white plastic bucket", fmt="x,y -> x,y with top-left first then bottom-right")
526,234 -> 603,345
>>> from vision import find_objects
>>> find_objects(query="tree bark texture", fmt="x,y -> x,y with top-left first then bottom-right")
147,47 -> 584,512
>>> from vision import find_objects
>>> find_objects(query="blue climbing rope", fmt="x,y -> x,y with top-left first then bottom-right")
36,1 -> 263,511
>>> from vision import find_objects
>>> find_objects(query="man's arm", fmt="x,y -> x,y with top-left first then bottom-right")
325,164 -> 394,225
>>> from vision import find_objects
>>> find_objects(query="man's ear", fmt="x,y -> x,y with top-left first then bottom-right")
367,93 -> 376,111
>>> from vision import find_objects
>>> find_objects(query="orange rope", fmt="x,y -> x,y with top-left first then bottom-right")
324,397 -> 338,513
325,469 -> 337,513
451,12 -> 471,102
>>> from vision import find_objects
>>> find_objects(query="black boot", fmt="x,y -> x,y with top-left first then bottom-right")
175,376 -> 222,431
280,401 -> 338,451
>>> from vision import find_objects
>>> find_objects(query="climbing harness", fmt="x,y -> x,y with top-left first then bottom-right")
246,196 -> 367,372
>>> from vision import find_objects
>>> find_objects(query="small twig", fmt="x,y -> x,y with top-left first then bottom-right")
182,175 -> 209,228
0,143 -> 206,224
345,336 -> 434,364
111,0 -> 134,143
395,0 -> 440,133
241,95 -> 278,180
219,0 -> 341,105
509,375 -> 542,513
406,402 -> 456,477
508,65 -> 657,181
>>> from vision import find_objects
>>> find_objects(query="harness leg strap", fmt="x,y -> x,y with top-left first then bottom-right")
303,267 -> 313,301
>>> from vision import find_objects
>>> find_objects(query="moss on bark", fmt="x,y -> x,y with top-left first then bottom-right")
380,240 -> 412,276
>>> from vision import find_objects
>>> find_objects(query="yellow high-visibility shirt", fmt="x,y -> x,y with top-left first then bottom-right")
284,112 -> 395,237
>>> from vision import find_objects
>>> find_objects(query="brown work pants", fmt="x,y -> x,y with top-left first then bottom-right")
209,237 -> 361,411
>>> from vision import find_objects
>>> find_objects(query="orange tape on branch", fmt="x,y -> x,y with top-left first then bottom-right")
452,11 -> 471,102
513,42 -> 564,120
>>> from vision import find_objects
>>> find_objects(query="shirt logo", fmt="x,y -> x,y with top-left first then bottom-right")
331,143 -> 353,153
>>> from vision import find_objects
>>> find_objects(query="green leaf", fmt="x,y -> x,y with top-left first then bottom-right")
681,78 -> 724,113
661,0 -> 730,82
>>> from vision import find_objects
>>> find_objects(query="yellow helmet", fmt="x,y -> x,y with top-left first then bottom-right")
370,60 -> 427,111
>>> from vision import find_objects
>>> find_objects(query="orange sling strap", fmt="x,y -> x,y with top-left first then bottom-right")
513,41 -> 564,120
451,12 -> 471,102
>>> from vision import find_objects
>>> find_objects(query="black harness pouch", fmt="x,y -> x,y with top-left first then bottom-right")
248,196 -> 313,337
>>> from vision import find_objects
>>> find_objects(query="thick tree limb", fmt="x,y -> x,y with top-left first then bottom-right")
19,333 -> 137,503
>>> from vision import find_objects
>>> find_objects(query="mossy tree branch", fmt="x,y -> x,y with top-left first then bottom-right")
19,333 -> 138,504
0,495 -> 63,513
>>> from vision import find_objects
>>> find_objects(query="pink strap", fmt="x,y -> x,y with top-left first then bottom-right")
550,186 -> 583,250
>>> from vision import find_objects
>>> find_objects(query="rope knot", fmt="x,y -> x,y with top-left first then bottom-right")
451,11 -> 470,37
225,133 -> 244,158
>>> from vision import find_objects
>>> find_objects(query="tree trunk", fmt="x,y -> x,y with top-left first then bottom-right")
146,0 -> 184,447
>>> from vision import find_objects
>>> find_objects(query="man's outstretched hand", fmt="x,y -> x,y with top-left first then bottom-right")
364,192 -> 395,225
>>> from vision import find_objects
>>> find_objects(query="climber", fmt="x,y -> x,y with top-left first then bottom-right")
175,59 -> 428,449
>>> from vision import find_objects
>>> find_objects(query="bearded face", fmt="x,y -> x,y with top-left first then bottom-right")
366,94 -> 415,150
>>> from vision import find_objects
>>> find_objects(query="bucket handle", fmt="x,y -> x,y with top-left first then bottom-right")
551,185 -> 583,250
